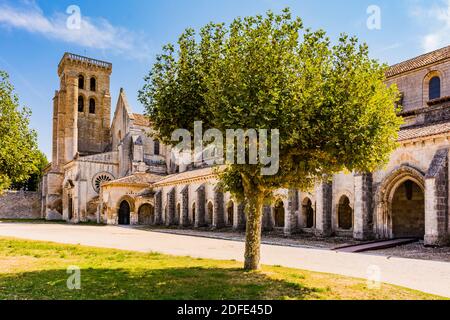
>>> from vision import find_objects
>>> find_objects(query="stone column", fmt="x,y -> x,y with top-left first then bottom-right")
166,188 -> 176,226
195,185 -> 206,227
65,73 -> 78,163
354,173 -> 374,240
425,148 -> 449,246
284,190 -> 299,235
315,181 -> 333,237
181,186 -> 189,227
154,190 -> 162,225
235,202 -> 246,231
213,187 -> 225,229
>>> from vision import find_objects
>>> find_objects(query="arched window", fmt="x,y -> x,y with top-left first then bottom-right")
90,77 -> 96,91
78,96 -> 84,112
154,140 -> 160,155
78,75 -> 84,89
338,196 -> 353,230
302,198 -> 315,228
89,98 -> 96,114
429,76 -> 441,100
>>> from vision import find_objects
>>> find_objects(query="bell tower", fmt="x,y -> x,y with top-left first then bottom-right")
52,53 -> 112,169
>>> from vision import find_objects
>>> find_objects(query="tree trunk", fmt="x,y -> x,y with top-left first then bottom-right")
244,192 -> 264,271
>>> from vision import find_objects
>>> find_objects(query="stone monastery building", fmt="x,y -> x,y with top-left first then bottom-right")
41,47 -> 450,246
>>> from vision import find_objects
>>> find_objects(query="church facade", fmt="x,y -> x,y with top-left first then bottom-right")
41,47 -> 450,246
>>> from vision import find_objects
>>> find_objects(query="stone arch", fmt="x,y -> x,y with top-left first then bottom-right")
206,201 -> 214,226
226,200 -> 234,227
274,200 -> 285,228
118,199 -> 131,225
138,203 -> 154,225
375,165 -> 425,239
337,195 -> 353,230
302,197 -> 315,228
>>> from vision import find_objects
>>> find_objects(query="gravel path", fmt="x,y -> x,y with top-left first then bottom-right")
0,222 -> 449,298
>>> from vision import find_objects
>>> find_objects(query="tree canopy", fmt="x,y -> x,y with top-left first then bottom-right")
139,8 -> 403,270
0,71 -> 45,193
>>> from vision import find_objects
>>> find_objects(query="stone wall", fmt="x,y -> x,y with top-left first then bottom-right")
0,191 -> 41,219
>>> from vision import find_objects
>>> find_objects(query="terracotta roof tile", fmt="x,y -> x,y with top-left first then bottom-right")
104,172 -> 165,186
132,113 -> 151,127
387,45 -> 450,78
398,122 -> 450,141
153,166 -> 226,186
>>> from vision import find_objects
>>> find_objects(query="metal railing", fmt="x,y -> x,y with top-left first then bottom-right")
63,52 -> 112,69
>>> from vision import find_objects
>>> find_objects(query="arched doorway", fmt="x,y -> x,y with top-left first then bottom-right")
274,200 -> 285,228
302,198 -> 314,228
391,180 -> 425,238
226,201 -> 234,226
118,201 -> 130,225
138,204 -> 154,225
338,196 -> 353,230
68,196 -> 73,221
207,201 -> 213,226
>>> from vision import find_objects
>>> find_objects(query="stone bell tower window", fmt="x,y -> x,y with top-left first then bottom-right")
89,98 -> 96,114
90,77 -> 96,91
78,96 -> 84,112
78,75 -> 84,89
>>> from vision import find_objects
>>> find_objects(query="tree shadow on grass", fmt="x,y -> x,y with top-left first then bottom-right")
0,267 -> 323,300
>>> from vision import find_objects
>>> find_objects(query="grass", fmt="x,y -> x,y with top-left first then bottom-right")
0,237 -> 443,300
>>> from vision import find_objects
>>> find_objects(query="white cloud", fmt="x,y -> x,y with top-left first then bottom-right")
411,0 -> 450,52
0,2 -> 152,61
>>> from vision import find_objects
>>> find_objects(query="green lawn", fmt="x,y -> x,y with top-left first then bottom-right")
0,237 -> 443,300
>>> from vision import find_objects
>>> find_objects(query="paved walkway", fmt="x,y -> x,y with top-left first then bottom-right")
0,223 -> 449,298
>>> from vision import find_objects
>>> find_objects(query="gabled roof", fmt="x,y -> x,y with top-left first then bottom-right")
387,45 -> 450,78
153,166 -> 226,186
132,113 -> 151,127
103,172 -> 165,186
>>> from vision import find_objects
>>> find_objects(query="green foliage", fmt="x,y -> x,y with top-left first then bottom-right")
0,71 -> 43,193
11,150 -> 48,191
139,8 -> 403,269
139,8 -> 402,198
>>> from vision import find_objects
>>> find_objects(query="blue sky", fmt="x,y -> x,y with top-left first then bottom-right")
0,0 -> 449,160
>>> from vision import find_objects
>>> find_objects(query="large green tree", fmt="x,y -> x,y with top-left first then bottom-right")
139,9 -> 402,270
0,71 -> 43,193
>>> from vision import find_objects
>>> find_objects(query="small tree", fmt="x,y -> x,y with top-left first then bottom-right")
139,9 -> 402,270
0,71 -> 42,193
